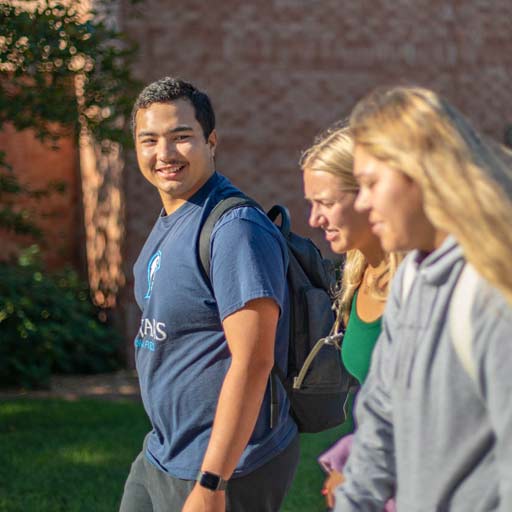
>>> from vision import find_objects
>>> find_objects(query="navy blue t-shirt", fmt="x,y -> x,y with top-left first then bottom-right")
133,172 -> 297,479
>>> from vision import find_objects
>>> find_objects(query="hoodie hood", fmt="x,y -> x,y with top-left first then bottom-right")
410,235 -> 464,286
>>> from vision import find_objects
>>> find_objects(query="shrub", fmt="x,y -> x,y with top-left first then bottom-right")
0,246 -> 121,389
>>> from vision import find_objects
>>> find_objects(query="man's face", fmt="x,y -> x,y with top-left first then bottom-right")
135,99 -> 217,214
353,145 -> 437,253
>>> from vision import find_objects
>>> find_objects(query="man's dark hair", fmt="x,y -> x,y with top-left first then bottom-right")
131,77 -> 215,140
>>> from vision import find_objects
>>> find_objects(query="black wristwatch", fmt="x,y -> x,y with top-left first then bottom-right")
196,470 -> 228,491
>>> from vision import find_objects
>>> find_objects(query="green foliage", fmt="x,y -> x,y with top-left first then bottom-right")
0,247 -> 122,389
0,0 -> 140,146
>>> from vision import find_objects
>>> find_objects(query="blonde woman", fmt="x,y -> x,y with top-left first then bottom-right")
301,125 -> 401,510
332,86 -> 512,511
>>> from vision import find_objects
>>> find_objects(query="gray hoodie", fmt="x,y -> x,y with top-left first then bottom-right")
334,236 -> 512,511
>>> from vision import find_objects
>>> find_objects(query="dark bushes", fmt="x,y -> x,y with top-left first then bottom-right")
0,247 -> 121,389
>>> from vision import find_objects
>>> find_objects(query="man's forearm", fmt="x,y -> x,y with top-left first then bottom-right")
200,358 -> 273,479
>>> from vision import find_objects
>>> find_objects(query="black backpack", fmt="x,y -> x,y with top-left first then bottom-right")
199,195 -> 353,433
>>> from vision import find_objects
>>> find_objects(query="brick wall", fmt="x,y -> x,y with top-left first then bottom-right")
116,0 -> 512,359
0,124 -> 82,270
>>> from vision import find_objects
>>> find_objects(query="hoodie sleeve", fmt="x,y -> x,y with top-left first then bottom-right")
333,265 -> 404,511
473,286 -> 512,512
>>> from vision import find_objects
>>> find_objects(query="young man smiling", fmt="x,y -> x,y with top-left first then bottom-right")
119,77 -> 298,512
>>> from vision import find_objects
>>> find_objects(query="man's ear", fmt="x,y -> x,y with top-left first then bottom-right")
207,129 -> 217,156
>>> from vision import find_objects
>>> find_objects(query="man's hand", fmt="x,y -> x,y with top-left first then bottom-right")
181,484 -> 225,512
322,470 -> 345,509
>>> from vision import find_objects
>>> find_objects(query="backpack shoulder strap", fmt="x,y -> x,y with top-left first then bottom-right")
401,256 -> 418,304
198,195 -> 279,429
198,195 -> 259,281
401,256 -> 479,384
449,263 -> 479,383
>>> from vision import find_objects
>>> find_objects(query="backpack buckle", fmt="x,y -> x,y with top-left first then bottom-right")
322,332 -> 344,349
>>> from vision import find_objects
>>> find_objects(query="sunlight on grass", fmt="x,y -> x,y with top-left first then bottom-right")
59,448 -> 113,465
0,401 -> 36,417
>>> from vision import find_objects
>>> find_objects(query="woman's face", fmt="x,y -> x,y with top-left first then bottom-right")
353,145 -> 438,253
303,168 -> 375,254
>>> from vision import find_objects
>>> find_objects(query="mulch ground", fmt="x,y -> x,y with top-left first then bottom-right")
0,369 -> 141,402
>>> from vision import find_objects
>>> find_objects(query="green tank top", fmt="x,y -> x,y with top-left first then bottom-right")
341,289 -> 382,384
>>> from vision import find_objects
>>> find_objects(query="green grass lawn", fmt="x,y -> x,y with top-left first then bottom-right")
0,399 -> 352,511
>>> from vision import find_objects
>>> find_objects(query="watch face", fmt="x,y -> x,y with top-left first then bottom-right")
201,472 -> 220,490
197,471 -> 227,491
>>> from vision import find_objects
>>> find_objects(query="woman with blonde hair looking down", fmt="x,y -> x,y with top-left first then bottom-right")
301,125 -> 402,510
332,86 -> 512,511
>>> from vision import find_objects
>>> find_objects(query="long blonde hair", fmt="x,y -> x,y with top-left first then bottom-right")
300,124 -> 402,325
350,86 -> 512,305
